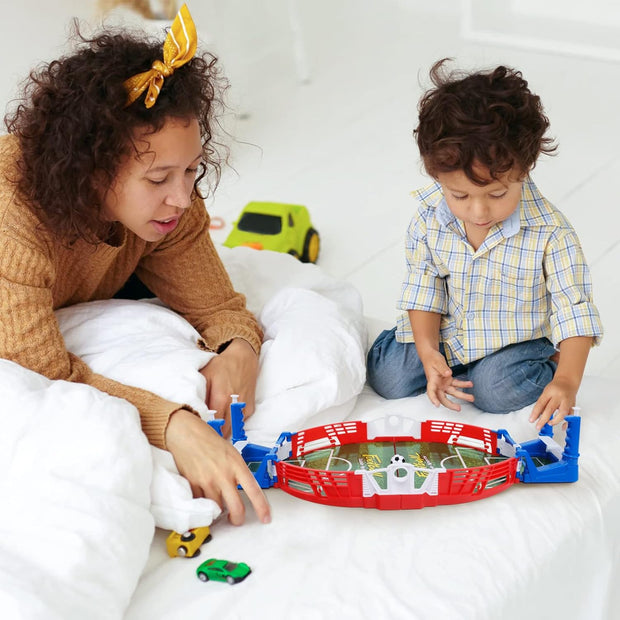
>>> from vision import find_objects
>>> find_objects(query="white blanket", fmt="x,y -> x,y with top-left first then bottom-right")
0,247 -> 367,619
125,378 -> 620,620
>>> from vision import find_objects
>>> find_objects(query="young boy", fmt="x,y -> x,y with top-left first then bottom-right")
367,60 -> 603,429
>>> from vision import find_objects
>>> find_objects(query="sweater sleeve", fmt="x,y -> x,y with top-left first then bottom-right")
0,234 -> 192,450
135,196 -> 263,354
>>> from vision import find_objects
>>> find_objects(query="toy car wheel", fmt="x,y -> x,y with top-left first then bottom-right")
176,546 -> 188,557
288,249 -> 299,259
226,576 -> 235,585
301,228 -> 320,263
197,572 -> 209,582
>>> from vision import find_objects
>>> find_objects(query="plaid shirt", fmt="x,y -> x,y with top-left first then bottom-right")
396,177 -> 603,366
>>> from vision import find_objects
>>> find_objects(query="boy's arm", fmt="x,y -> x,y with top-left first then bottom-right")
544,227 -> 603,348
529,335 -> 593,429
408,310 -> 473,411
409,309 -> 441,357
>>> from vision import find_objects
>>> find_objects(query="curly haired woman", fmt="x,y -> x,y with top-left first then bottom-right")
1,5 -> 270,525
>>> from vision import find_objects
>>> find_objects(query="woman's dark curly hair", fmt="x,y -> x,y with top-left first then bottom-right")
4,22 -> 226,243
414,59 -> 556,184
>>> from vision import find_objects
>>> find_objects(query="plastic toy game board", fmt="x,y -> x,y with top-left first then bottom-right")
223,400 -> 580,511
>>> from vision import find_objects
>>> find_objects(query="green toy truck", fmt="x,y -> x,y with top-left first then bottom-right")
223,201 -> 320,263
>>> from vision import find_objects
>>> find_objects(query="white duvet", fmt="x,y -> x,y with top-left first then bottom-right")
0,247 -> 367,619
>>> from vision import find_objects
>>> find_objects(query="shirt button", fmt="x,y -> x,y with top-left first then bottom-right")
466,312 -> 476,320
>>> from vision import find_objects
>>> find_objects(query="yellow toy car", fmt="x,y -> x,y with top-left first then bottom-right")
165,526 -> 212,558
223,201 -> 320,263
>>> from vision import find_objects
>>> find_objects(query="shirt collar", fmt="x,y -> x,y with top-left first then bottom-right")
519,176 -> 562,227
417,176 -> 560,242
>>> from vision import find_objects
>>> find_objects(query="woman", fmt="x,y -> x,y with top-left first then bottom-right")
0,5 -> 270,525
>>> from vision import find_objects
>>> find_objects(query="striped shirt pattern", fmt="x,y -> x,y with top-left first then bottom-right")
396,177 -> 603,366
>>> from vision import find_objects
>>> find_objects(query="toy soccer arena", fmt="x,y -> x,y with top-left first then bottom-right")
227,402 -> 580,510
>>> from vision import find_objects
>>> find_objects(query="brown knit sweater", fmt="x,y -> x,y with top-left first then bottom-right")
0,134 -> 262,449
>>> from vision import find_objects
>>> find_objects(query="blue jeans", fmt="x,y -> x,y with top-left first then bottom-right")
366,328 -> 557,414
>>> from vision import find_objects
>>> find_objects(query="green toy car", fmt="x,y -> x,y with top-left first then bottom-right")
223,201 -> 320,263
196,558 -> 252,585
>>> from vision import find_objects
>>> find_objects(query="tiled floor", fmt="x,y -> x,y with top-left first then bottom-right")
3,0 -> 619,379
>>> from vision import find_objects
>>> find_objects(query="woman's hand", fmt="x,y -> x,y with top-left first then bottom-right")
200,338 -> 259,437
165,408 -> 271,525
422,349 -> 474,412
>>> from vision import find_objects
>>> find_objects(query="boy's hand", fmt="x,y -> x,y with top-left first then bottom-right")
408,310 -> 474,412
422,349 -> 474,411
165,409 -> 271,526
529,336 -> 592,430
529,375 -> 578,430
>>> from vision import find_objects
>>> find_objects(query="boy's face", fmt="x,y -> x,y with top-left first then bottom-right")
102,117 -> 203,242
436,165 -> 524,237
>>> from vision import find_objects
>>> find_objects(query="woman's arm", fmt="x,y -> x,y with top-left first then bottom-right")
165,409 -> 270,525
136,197 -> 264,424
0,230 -> 195,449
0,219 -> 271,524
136,197 -> 263,355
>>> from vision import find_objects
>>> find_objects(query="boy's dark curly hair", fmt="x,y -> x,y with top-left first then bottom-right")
414,59 -> 556,184
4,23 -> 226,243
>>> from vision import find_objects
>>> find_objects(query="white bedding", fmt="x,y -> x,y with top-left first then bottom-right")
2,247 -> 618,619
0,247 -> 366,619
125,377 -> 620,620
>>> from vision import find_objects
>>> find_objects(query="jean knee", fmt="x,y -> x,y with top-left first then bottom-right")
367,366 -> 412,400
366,348 -> 411,400
366,329 -> 426,400
471,358 -> 555,414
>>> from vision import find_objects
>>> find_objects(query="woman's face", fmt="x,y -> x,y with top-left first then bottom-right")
103,117 -> 203,242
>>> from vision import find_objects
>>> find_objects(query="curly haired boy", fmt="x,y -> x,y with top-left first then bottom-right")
367,59 -> 603,429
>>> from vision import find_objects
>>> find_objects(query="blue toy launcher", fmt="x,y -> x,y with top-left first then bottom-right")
208,395 -> 291,489
496,412 -> 581,484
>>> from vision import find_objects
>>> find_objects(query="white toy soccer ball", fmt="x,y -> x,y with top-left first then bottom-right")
390,454 -> 407,465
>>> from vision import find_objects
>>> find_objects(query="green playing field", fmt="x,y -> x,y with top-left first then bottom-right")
287,441 -> 506,470
284,441 -> 509,490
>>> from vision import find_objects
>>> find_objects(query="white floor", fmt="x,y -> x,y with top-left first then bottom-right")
2,0 -> 619,381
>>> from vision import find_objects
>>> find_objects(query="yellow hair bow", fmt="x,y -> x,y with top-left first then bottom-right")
123,3 -> 197,108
